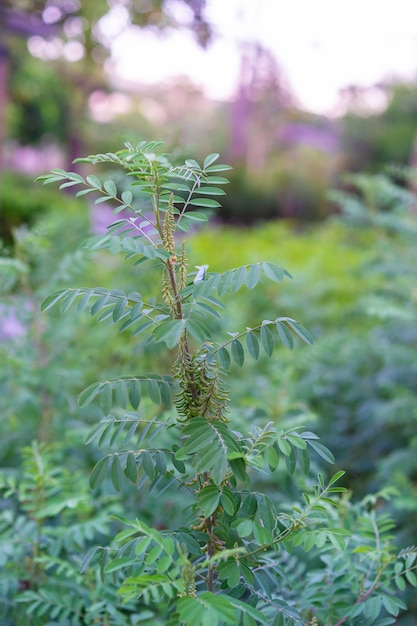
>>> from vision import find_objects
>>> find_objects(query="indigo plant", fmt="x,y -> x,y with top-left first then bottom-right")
33,142 -> 417,625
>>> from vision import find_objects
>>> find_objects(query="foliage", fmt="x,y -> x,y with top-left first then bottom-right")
6,46 -> 72,146
0,194 -> 124,464
341,82 -> 417,173
19,141 -> 414,624
0,440 -> 145,626
0,171 -> 82,242
216,144 -> 339,223
3,0 -> 214,181
297,170 -> 417,553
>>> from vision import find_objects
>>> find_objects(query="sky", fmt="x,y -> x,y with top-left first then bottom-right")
110,0 -> 417,115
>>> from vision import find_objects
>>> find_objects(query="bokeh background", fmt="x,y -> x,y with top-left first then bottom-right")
2,2 -> 417,624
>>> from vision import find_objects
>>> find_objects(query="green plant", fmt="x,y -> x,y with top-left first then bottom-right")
0,440 -> 145,626
35,142 -> 415,625
303,172 -> 417,516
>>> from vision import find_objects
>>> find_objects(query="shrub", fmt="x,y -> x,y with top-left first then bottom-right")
23,142 -> 416,625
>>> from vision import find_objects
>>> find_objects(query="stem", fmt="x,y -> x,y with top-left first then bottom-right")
177,176 -> 200,227
164,257 -> 200,406
204,506 -> 219,592
166,261 -> 183,320
17,241 -> 51,442
243,524 -> 299,560
333,517 -> 387,626
125,217 -> 156,245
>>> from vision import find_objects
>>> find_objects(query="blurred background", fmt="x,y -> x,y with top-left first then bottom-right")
2,0 -> 417,226
2,1 -> 417,623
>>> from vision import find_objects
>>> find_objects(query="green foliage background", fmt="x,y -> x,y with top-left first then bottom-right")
1,160 -> 417,624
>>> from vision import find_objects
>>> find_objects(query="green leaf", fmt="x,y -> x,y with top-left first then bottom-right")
405,569 -> 417,586
176,531 -> 201,555
160,381 -> 172,406
89,456 -> 110,489
232,519 -> 253,538
231,339 -> 244,366
115,379 -> 129,408
131,319 -> 155,337
119,573 -> 177,604
272,613 -> 285,626
90,291 -> 111,315
109,237 -> 121,255
217,271 -> 233,295
246,331 -> 260,360
197,485 -> 221,517
204,163 -> 233,172
245,264 -> 261,289
182,418 -> 239,485
395,575 -> 406,591
181,211 -> 209,222
155,450 -> 167,475
229,457 -> 248,482
221,486 -> 237,515
147,379 -> 161,404
298,446 -> 310,473
76,188 -> 95,197
218,560 -> 240,585
276,321 -> 294,349
121,190 -> 133,204
285,447 -> 296,474
128,379 -> 141,409
203,153 -> 220,169
265,445 -> 279,470
104,180 -> 117,197
60,289 -> 81,313
262,262 -> 286,282
185,158 -> 200,169
363,596 -> 382,621
277,436 -> 292,456
77,291 -> 93,311
260,323 -> 274,356
103,557 -> 137,574
253,522 -> 273,545
153,319 -> 185,348
196,301 -> 221,319
284,319 -> 314,345
86,174 -> 102,190
78,382 -> 101,408
141,451 -> 156,480
111,455 -> 123,491
195,186 -> 225,196
100,384 -> 113,415
41,289 -> 70,312
382,595 -> 401,617
307,440 -> 335,464
186,317 -> 211,342
205,176 -> 229,185
328,470 -> 345,486
286,433 -> 307,450
188,198 -> 221,208
177,592 -> 236,626
218,346 -> 231,371
230,266 -> 246,292
125,453 -> 138,483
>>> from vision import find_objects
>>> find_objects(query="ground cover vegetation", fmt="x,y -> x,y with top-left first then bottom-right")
1,142 -> 417,624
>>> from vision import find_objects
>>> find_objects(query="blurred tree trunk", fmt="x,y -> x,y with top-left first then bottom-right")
230,43 -> 293,169
0,6 -> 8,208
230,47 -> 252,162
0,44 -> 7,197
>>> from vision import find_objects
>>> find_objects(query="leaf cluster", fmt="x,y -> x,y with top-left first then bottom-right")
28,143 -> 417,624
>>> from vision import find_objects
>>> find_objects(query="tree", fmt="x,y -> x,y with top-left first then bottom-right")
2,1 -> 211,171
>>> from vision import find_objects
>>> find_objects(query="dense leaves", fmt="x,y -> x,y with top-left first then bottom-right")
2,145 -> 417,624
